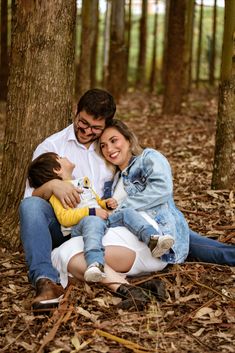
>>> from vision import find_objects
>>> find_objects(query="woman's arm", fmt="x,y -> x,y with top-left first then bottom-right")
120,150 -> 173,211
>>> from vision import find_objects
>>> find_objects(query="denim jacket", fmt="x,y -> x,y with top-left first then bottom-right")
104,148 -> 189,264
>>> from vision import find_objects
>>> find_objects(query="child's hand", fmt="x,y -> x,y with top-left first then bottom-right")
95,208 -> 109,220
106,198 -> 118,210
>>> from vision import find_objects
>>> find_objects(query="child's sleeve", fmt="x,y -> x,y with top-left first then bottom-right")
92,189 -> 109,210
49,194 -> 90,227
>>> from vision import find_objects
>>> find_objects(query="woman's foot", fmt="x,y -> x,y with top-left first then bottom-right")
149,234 -> 175,258
84,262 -> 106,282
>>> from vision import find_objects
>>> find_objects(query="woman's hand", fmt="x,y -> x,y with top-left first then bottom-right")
51,180 -> 82,209
95,208 -> 109,220
106,198 -> 118,210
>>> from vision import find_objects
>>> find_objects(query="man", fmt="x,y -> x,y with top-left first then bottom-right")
20,89 -> 116,311
20,88 -> 235,312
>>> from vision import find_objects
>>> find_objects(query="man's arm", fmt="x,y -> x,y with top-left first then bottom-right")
33,179 -> 81,209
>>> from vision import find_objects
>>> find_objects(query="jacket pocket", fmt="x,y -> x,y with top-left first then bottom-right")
130,168 -> 149,192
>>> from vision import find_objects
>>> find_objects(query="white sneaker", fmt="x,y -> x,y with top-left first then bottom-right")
150,234 -> 175,258
84,262 -> 106,283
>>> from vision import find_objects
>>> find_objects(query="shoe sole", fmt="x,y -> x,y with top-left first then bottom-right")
32,294 -> 64,314
151,236 -> 175,258
84,268 -> 105,282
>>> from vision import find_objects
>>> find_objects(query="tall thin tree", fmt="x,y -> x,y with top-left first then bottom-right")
196,0 -> 204,87
102,0 -> 111,87
149,0 -> 159,92
212,1 -> 235,189
183,0 -> 194,93
107,0 -> 126,100
136,0 -> 147,88
91,0 -> 99,88
209,0 -> 217,85
124,0 -> 132,92
77,0 -> 99,96
162,0 -> 186,115
0,0 -> 76,247
161,0 -> 170,88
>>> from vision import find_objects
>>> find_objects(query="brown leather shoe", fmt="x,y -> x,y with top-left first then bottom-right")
32,278 -> 64,313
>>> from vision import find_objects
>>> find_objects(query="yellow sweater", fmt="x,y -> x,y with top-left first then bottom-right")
49,178 -> 108,228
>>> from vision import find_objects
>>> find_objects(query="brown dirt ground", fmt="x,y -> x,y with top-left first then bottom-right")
0,90 -> 235,353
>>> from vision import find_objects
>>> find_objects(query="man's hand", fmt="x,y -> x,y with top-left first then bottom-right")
52,180 -> 82,209
106,198 -> 118,210
95,208 -> 109,220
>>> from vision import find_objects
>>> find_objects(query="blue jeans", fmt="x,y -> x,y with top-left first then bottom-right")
187,230 -> 235,264
19,197 -> 235,285
19,197 -> 70,285
71,208 -> 161,266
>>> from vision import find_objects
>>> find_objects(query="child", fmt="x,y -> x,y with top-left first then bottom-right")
28,152 -> 174,282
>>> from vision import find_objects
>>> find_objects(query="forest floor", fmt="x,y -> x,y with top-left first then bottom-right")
0,90 -> 235,353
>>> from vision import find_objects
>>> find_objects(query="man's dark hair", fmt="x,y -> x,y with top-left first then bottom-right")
28,152 -> 62,188
76,89 -> 116,124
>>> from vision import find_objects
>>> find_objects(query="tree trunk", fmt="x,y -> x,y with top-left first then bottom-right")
196,0 -> 203,87
77,0 -> 98,96
123,0 -> 132,92
0,0 -> 9,101
102,0 -> 111,88
136,0 -> 147,88
149,0 -> 158,93
107,0 -> 126,101
183,0 -> 194,93
0,0 -> 76,248
90,0 -> 99,88
212,0 -> 235,189
161,0 -> 170,88
162,0 -> 186,115
209,0 -> 217,86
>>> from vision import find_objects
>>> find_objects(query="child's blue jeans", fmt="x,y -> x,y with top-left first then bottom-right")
71,208 -> 161,266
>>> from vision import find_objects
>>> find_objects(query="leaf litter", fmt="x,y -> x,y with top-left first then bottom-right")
0,89 -> 235,352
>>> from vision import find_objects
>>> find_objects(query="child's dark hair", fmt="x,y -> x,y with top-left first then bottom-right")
76,88 -> 116,124
28,152 -> 62,188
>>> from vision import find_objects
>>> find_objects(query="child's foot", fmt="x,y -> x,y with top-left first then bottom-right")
84,262 -> 106,282
149,234 -> 175,258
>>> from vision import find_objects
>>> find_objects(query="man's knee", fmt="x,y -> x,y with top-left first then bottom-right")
20,196 -> 49,211
19,197 -> 52,222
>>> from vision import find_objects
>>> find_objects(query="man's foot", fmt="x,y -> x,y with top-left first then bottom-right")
115,284 -> 151,310
84,262 -> 106,282
149,234 -> 175,258
138,278 -> 166,301
31,278 -> 64,313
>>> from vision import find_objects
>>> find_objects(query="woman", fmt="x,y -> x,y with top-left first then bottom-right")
99,119 -> 189,264
51,119 -> 187,309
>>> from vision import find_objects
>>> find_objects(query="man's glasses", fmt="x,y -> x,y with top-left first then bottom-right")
76,115 -> 104,134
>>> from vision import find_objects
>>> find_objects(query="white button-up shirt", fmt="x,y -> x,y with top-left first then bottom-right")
24,124 -> 113,198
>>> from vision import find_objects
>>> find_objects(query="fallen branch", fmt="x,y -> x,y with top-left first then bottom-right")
94,329 -> 156,353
